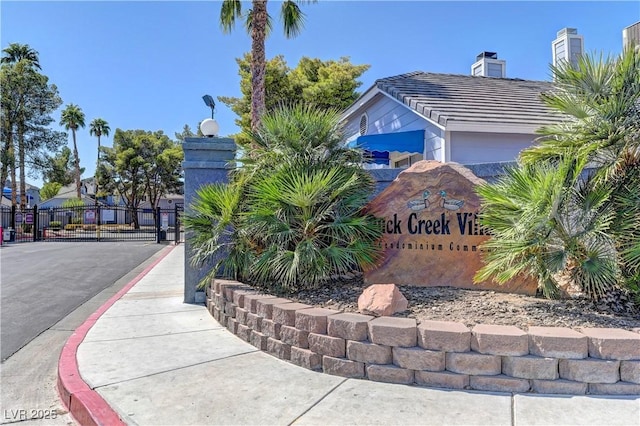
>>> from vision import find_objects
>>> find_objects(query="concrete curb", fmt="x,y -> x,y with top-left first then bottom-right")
57,245 -> 176,426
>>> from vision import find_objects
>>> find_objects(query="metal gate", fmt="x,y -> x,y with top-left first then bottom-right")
0,204 -> 184,244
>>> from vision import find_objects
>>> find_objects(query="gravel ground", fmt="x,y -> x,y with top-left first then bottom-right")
284,274 -> 640,331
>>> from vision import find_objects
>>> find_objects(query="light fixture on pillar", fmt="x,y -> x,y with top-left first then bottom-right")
200,94 -> 219,137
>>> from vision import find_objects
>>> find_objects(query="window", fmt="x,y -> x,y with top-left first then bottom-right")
394,153 -> 423,169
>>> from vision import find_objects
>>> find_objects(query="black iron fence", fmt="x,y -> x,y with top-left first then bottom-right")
0,204 -> 184,244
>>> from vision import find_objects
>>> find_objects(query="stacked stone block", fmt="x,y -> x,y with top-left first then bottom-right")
207,279 -> 640,395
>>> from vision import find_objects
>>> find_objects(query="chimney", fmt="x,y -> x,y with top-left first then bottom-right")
552,27 -> 583,68
471,51 -> 506,78
623,21 -> 640,50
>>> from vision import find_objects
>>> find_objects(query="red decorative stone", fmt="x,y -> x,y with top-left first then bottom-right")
357,284 -> 408,316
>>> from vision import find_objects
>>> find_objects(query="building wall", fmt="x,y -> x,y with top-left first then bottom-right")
623,21 -> 640,49
344,95 -> 429,138
343,94 -> 444,162
449,132 -> 536,164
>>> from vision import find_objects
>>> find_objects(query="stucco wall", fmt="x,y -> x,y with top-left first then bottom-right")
449,132 -> 535,164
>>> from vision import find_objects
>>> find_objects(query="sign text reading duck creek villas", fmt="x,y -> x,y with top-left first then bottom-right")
365,161 -> 537,295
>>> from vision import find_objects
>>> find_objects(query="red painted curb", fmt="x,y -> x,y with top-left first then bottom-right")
57,245 -> 176,426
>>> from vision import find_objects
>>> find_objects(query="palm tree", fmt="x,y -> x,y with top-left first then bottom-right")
219,0 -> 314,132
1,43 -> 41,70
89,118 -> 110,200
60,104 -> 86,198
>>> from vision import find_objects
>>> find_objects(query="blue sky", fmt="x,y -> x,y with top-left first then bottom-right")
2,1 -> 639,188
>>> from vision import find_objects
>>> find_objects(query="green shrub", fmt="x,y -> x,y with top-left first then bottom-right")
184,104 -> 382,293
49,221 -> 61,229
61,198 -> 84,208
246,163 -> 380,292
70,217 -> 82,225
475,160 -> 619,299
476,47 -> 640,303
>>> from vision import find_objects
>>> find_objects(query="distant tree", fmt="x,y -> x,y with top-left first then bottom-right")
219,55 -> 369,145
40,181 -> 61,201
1,43 -> 41,207
1,43 -> 40,70
89,118 -> 110,198
98,129 -> 183,228
219,0 -> 315,131
1,43 -> 65,208
174,124 -> 203,143
42,146 -> 81,186
89,118 -> 110,152
59,104 -> 85,199
142,136 -> 183,224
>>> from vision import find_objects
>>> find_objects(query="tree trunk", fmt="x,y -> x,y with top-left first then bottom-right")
10,161 -> 16,207
1,128 -> 12,196
18,122 -> 26,209
95,135 -> 100,203
250,0 -> 268,133
73,129 -> 81,199
129,205 -> 140,230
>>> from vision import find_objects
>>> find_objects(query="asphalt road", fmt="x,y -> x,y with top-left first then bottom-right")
0,241 -> 166,361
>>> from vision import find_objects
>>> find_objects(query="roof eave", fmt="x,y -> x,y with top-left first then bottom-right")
340,85 -> 383,122
446,121 -> 550,134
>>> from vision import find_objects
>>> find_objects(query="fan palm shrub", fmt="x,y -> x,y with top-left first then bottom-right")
245,162 -> 381,291
182,179 -> 254,282
476,47 -> 640,303
475,159 -> 620,299
184,104 -> 382,292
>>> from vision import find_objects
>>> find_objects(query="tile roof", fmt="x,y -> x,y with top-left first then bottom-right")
375,72 -> 567,127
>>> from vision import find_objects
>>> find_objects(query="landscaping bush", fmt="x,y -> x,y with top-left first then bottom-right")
49,220 -> 62,229
184,104 -> 382,293
476,47 -> 640,306
70,217 -> 82,225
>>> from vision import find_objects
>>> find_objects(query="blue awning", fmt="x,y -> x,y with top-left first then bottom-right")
348,129 -> 424,153
368,151 -> 390,165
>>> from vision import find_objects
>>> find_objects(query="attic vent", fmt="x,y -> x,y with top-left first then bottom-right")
359,113 -> 368,136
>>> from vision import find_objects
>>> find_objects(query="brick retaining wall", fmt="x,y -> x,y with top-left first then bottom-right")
206,279 -> 640,395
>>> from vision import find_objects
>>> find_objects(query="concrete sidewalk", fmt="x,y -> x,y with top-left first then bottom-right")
68,245 -> 639,425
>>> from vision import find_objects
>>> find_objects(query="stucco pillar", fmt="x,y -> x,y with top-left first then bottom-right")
182,137 -> 236,303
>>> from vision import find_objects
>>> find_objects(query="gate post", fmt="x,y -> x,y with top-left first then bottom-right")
96,204 -> 101,242
182,137 -> 236,304
33,205 -> 38,241
11,204 -> 16,231
174,203 -> 179,245
156,206 -> 161,243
